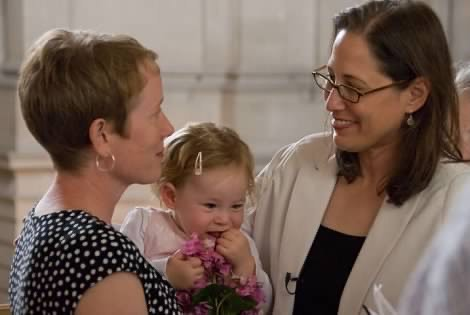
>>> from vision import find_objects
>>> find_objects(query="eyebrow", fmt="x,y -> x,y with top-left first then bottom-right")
326,65 -> 369,87
203,197 -> 246,204
344,74 -> 368,86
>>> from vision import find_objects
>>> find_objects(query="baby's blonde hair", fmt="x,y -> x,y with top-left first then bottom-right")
154,122 -> 255,199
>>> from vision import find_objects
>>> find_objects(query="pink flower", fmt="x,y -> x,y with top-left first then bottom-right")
218,263 -> 231,277
192,303 -> 210,315
177,234 -> 265,314
181,233 -> 205,256
236,277 -> 257,295
194,276 -> 208,289
175,291 -> 193,313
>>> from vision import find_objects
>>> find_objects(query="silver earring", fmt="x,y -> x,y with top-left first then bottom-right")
406,114 -> 415,127
96,154 -> 116,172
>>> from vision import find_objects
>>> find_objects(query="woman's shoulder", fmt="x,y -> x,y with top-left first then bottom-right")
410,162 -> 470,219
26,210 -> 160,278
11,210 -> 178,314
280,132 -> 333,158
50,211 -> 179,312
430,161 -> 470,189
38,210 -> 148,270
261,132 -> 334,175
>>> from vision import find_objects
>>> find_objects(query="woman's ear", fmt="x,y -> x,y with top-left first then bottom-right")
160,183 -> 177,209
89,118 -> 112,156
405,77 -> 430,113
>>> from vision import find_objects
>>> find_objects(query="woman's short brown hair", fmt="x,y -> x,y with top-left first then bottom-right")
332,0 -> 462,205
18,29 -> 158,171
155,122 -> 255,198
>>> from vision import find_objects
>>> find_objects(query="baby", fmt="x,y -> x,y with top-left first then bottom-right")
121,122 -> 272,311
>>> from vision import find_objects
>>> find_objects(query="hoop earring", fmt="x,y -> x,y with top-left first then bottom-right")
96,154 -> 116,172
406,113 -> 415,127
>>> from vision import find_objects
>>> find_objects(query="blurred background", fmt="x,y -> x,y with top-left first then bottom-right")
0,0 -> 469,303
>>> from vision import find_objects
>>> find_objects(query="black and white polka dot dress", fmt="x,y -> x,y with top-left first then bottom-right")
9,209 -> 182,315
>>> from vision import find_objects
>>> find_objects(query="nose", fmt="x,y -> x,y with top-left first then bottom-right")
214,210 -> 230,225
160,112 -> 174,138
325,88 -> 346,113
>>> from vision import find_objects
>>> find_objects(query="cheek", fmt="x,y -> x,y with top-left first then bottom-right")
185,210 -> 212,229
129,124 -> 158,147
364,105 -> 404,132
230,213 -> 244,228
118,136 -> 143,156
175,204 -> 196,224
366,118 -> 402,142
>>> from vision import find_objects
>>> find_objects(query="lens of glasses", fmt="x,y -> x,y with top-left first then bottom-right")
314,74 -> 332,91
338,86 -> 360,103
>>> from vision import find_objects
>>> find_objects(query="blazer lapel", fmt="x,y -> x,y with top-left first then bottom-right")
338,192 -> 422,315
279,156 -> 337,289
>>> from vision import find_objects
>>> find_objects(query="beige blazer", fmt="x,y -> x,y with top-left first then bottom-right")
246,133 -> 470,315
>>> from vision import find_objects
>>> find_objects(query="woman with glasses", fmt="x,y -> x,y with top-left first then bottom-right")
245,1 -> 470,314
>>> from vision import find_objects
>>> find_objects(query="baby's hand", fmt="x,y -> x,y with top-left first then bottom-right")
166,251 -> 204,290
216,229 -> 255,279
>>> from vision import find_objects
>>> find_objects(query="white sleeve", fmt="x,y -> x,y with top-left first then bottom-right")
148,257 -> 170,278
120,208 -> 171,277
243,230 -> 273,314
120,207 -> 148,255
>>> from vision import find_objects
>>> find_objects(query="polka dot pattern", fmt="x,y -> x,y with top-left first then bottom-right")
9,209 -> 181,314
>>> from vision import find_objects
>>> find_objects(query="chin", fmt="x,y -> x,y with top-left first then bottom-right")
334,137 -> 353,152
334,141 -> 365,153
334,134 -> 372,153
136,172 -> 161,185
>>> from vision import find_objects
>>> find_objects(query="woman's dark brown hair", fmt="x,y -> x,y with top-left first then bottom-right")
333,0 -> 462,206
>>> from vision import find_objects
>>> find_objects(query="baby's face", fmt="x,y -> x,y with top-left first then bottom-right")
172,165 -> 248,239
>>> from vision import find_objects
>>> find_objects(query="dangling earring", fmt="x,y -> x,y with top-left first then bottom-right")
194,151 -> 203,175
406,113 -> 415,127
96,154 -> 116,172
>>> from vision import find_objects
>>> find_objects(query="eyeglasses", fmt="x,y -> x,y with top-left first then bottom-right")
312,65 -> 408,103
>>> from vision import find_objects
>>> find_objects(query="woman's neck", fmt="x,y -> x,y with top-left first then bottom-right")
35,167 -> 127,224
357,141 -> 399,186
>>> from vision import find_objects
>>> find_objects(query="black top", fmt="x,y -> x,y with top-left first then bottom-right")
9,209 -> 181,315
293,225 -> 366,315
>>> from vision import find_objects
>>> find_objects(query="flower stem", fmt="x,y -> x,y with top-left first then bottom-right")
215,292 -> 232,314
